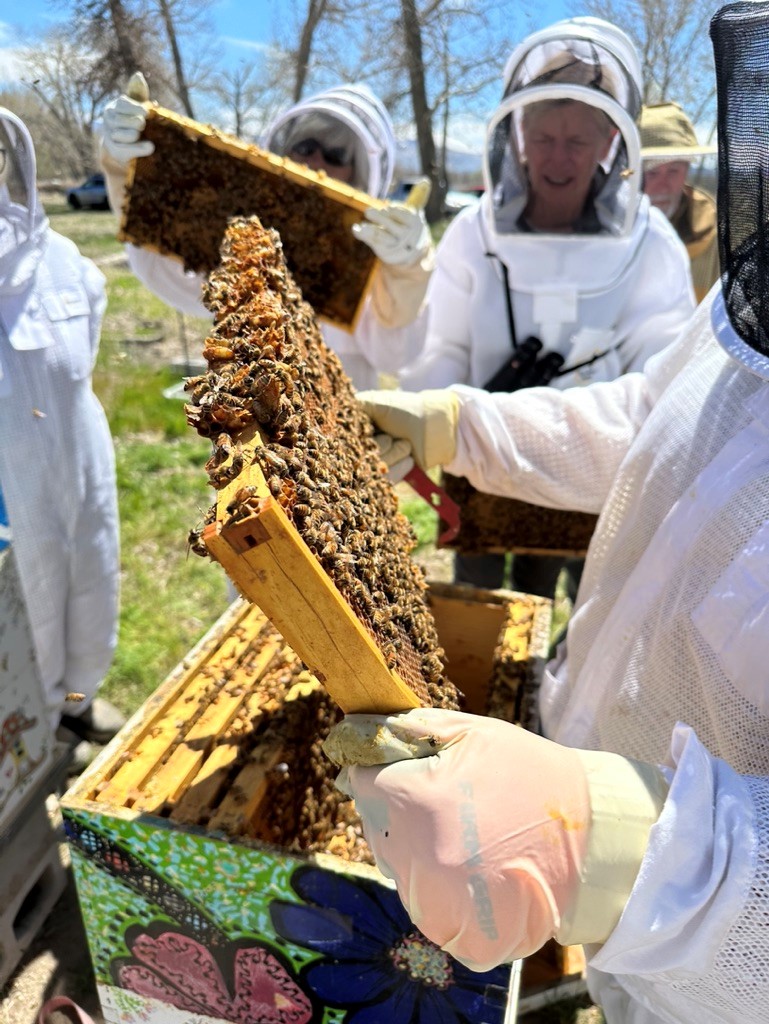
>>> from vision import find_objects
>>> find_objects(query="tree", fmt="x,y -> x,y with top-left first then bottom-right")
155,0 -> 196,117
15,32 -> 112,178
585,0 -> 727,131
399,0 -> 443,220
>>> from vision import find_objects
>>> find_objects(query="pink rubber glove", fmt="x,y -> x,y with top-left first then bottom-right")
324,708 -> 667,972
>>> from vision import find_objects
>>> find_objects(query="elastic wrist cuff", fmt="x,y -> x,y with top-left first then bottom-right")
557,750 -> 669,946
421,391 -> 460,468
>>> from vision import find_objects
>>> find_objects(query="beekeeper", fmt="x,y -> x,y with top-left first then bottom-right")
0,109 -> 121,742
400,17 -> 695,598
99,81 -> 431,390
639,101 -> 719,304
324,3 -> 769,1021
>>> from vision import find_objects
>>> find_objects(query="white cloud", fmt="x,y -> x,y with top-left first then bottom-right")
0,47 -> 26,87
221,36 -> 272,55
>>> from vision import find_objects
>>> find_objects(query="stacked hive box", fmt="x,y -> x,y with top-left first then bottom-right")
0,550 -> 69,987
61,585 -> 555,1023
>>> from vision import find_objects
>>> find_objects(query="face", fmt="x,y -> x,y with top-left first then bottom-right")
642,160 -> 689,218
288,137 -> 355,185
521,101 -> 615,231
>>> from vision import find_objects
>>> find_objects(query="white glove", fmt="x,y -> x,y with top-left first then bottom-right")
372,433 -> 414,482
325,708 -> 669,971
353,204 -> 431,266
102,92 -> 154,166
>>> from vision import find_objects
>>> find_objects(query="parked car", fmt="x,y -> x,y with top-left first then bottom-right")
389,177 -> 482,218
66,173 -> 110,211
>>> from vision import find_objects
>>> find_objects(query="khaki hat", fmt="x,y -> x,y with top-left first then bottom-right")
639,101 -> 716,159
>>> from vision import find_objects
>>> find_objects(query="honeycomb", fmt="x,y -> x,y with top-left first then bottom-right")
186,214 -> 460,711
119,105 -> 379,328
441,473 -> 598,555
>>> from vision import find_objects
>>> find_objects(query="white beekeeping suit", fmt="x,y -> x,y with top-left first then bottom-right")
402,17 -> 695,393
0,109 -> 119,727
100,82 -> 429,390
331,5 -> 769,1021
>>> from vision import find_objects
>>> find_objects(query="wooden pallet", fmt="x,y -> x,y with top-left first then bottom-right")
119,103 -> 385,330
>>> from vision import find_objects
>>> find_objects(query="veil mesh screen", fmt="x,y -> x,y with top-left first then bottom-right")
712,0 -> 769,355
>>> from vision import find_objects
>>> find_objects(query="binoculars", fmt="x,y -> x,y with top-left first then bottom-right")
483,336 -> 565,393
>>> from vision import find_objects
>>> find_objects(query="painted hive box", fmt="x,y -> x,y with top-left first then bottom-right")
439,473 -> 598,557
61,582 -> 552,1024
119,104 -> 382,330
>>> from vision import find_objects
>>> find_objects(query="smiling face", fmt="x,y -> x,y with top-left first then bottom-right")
521,100 -> 615,232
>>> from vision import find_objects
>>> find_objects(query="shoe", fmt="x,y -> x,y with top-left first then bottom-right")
60,697 -> 126,744
56,726 -> 97,775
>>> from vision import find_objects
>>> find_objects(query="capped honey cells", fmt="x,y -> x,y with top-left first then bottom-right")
119,105 -> 378,328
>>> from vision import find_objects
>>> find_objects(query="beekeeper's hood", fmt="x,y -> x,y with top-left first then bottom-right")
481,17 -> 647,293
0,108 -> 48,295
709,0 -> 769,383
263,84 -> 395,199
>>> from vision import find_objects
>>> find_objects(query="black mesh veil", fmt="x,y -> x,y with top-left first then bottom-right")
711,1 -> 769,357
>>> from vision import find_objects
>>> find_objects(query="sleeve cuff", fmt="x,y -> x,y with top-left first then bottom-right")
557,749 -> 669,946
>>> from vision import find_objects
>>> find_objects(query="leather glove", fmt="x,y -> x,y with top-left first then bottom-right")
353,203 -> 431,266
357,389 -> 459,471
324,708 -> 669,972
102,72 -> 154,166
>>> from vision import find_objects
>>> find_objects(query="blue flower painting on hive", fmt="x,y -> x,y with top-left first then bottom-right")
65,814 -> 512,1023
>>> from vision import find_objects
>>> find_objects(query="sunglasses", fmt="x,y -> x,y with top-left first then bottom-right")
289,137 -> 352,168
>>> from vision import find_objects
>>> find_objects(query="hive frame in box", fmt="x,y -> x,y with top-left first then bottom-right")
438,473 -> 598,557
119,103 -> 386,332
60,590 -> 544,1024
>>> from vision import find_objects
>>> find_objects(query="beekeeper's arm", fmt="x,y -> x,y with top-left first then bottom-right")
358,322 -> 690,510
99,75 -> 210,318
324,708 -> 669,971
353,179 -> 435,330
99,73 -> 154,219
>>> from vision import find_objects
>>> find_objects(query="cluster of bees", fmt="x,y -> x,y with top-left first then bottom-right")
441,472 -> 598,555
122,109 -> 375,326
186,214 -> 460,711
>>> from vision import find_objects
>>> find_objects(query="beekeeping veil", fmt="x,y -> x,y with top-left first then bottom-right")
0,109 -> 48,296
710,0 -> 769,382
264,84 -> 396,199
482,17 -> 645,294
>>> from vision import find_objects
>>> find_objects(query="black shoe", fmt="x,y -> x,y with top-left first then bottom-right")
60,697 -> 126,744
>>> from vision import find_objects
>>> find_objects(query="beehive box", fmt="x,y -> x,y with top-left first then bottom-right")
0,549 -> 69,986
61,582 -> 554,1024
439,473 -> 598,557
119,104 -> 384,330
0,548 -> 57,829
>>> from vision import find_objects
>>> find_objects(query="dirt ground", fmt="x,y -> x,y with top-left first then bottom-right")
0,863 -> 104,1024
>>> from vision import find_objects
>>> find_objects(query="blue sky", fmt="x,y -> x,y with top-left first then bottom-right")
1,0 -> 575,83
